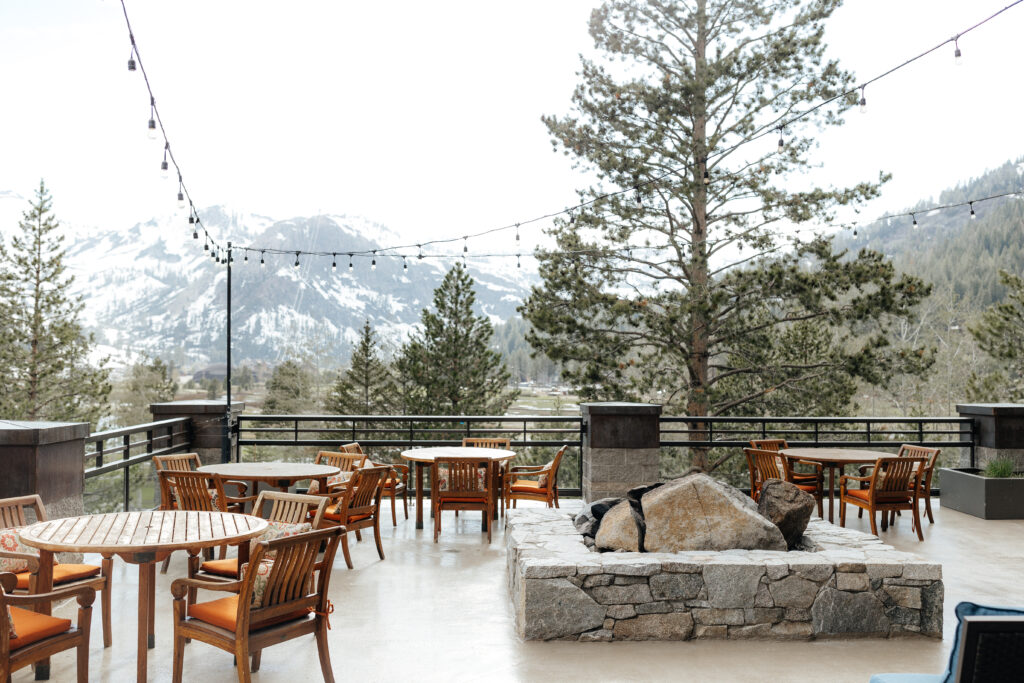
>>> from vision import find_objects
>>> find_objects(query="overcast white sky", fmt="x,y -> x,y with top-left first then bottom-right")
0,0 -> 1021,253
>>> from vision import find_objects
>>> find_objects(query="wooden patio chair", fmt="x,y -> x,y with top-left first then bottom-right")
749,439 -> 824,507
153,453 -> 250,511
1,572 -> 95,683
504,445 -> 567,510
463,438 -> 511,513
839,456 -> 927,540
743,448 -> 824,517
432,457 -> 495,543
170,526 -> 343,683
191,491 -> 327,587
857,444 -> 942,525
342,443 -> 410,526
317,465 -> 389,569
306,450 -> 367,496
0,494 -> 112,649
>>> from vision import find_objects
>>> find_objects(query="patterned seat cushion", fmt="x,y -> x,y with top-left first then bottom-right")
434,467 -> 487,492
0,528 -> 33,573
307,472 -> 351,495
250,521 -> 312,558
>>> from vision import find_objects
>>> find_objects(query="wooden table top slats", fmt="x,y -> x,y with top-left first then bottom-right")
400,446 -> 517,463
18,511 -> 267,555
197,462 -> 340,481
780,447 -> 896,464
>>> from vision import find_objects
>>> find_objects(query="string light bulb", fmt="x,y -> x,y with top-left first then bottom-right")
177,177 -> 185,209
569,211 -> 576,226
204,236 -> 210,252
859,86 -> 867,113
703,169 -> 710,185
332,253 -> 337,271
417,245 -> 423,260
516,223 -> 521,242
294,252 -> 300,268
243,251 -> 248,264
463,237 -> 468,253
517,253 -> 521,268
778,128 -> 785,151
348,254 -> 353,271
635,186 -> 642,207
912,213 -> 918,229
970,202 -> 976,220
954,38 -> 963,65
260,251 -> 265,267
147,96 -> 157,140
403,256 -> 408,272
127,51 -> 136,72
160,143 -> 169,179
371,251 -> 377,271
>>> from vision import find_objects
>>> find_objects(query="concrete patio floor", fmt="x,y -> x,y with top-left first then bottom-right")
14,498 -> 1024,683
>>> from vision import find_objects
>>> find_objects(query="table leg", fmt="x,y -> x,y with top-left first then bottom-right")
148,560 -> 156,648
33,549 -> 55,680
137,562 -> 155,682
827,466 -> 837,523
415,462 -> 425,530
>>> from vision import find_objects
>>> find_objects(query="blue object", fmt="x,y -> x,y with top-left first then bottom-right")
870,601 -> 1024,683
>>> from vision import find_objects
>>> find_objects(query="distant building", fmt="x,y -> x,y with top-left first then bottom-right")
192,363 -> 227,381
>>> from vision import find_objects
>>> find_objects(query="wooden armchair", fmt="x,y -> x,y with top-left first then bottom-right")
839,456 -> 927,540
749,439 -> 824,507
1,573 -> 95,683
337,443 -> 410,526
170,526 -> 343,683
0,494 -> 112,649
153,453 -> 249,511
504,445 -> 566,510
317,465 -> 389,569
191,491 -> 327,591
306,450 -> 367,496
857,445 -> 942,525
432,458 -> 495,543
743,448 -> 824,517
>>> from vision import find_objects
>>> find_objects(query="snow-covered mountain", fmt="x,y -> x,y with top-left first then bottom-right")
55,206 -> 533,370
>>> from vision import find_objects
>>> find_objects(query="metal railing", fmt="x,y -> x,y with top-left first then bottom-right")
84,417 -> 193,512
236,414 -> 585,494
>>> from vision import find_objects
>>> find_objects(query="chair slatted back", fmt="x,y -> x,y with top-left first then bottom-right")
152,453 -> 202,472
253,491 -> 327,528
242,527 -> 341,631
749,439 -> 788,452
339,442 -> 364,455
435,458 -> 493,499
315,451 -> 366,472
344,466 -> 389,515
745,448 -> 787,484
897,444 -> 941,468
158,470 -> 222,512
0,495 -> 46,529
870,457 -> 926,498
462,437 -> 511,450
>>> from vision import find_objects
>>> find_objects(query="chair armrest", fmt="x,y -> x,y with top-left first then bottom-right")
170,576 -> 244,600
223,480 -> 249,496
793,460 -> 823,473
0,550 -> 40,572
2,583 -> 96,608
857,464 -> 875,475
509,465 -> 548,473
840,474 -> 872,484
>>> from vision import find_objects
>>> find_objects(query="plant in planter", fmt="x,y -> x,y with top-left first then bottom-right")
941,458 -> 1024,520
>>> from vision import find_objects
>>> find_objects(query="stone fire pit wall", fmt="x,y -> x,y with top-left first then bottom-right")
507,509 -> 942,641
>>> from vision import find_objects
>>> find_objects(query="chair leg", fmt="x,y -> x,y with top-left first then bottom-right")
234,642 -> 252,683
77,633 -> 90,683
485,505 -> 492,544
868,508 -> 878,536
187,551 -> 200,608
839,499 -> 846,528
434,504 -> 441,543
912,503 -> 924,541
172,632 -> 186,683
315,616 -> 335,683
403,489 -> 408,520
554,488 -> 560,508
374,520 -> 385,560
340,532 -> 354,569
250,651 -> 261,673
354,529 -> 362,542
160,555 -> 172,574
101,557 -> 113,648
390,493 -> 397,526
925,494 -> 934,524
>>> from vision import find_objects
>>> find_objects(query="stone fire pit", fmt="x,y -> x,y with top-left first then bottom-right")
506,508 -> 943,641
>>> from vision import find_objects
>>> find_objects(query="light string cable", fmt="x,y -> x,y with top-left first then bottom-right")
118,0 -> 222,255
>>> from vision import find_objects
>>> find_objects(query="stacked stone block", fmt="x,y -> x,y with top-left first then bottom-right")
507,509 -> 943,641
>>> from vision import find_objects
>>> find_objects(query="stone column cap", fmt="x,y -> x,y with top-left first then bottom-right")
956,403 -> 1024,417
150,400 -> 245,415
0,420 -> 90,446
581,402 -> 663,416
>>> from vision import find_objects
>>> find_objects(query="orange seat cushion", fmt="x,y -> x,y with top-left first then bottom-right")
437,496 -> 488,505
15,564 -> 100,590
322,508 -> 371,522
8,606 -> 71,650
200,558 -> 240,577
795,484 -> 818,494
510,482 -> 544,493
187,595 -> 308,631
844,489 -> 871,501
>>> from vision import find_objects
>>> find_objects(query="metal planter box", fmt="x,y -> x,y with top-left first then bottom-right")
940,467 -> 1024,520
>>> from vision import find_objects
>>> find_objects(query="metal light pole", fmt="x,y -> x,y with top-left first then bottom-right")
223,241 -> 233,463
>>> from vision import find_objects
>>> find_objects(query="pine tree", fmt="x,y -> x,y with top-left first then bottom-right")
324,320 -> 396,415
0,181 -> 110,426
968,270 -> 1024,401
522,0 -> 931,468
111,357 -> 178,426
263,359 -> 314,414
399,263 -> 518,415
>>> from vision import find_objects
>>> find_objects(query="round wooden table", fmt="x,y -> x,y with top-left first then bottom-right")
198,461 -> 341,498
400,447 -> 516,530
19,510 -> 267,683
780,447 -> 895,523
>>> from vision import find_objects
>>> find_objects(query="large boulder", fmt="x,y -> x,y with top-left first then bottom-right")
594,501 -> 640,552
641,473 -> 786,552
574,497 -> 622,538
757,479 -> 815,548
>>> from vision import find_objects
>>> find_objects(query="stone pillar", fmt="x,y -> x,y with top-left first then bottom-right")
581,402 -> 662,503
956,403 -> 1024,469
0,420 -> 88,520
149,400 -> 245,465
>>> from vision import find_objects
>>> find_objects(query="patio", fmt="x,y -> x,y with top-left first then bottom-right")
13,497 -> 1024,683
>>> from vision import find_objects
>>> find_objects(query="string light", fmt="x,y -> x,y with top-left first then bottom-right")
955,37 -> 963,65
147,97 -> 157,140
463,237 -> 468,253
417,245 -> 423,260
516,224 -> 520,242
634,186 -> 643,207
569,211 -> 576,226
127,42 -> 136,72
912,213 -> 918,229
371,251 -> 377,270
177,175 -> 185,209
403,256 -> 408,271
294,252 -> 300,268
243,251 -> 248,263
777,128 -> 785,151
970,202 -> 976,219
204,236 -> 210,252
348,253 -> 353,271
859,86 -> 867,113
517,253 -> 521,268
260,250 -> 265,267
160,143 -> 169,179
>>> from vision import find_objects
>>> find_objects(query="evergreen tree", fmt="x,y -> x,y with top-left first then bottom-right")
0,181 -> 110,426
967,270 -> 1024,401
111,357 -> 178,426
522,0 -> 931,468
399,264 -> 518,415
324,320 -> 396,414
263,359 -> 314,414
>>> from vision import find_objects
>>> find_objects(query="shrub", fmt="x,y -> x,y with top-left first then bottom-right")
984,458 -> 1017,478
